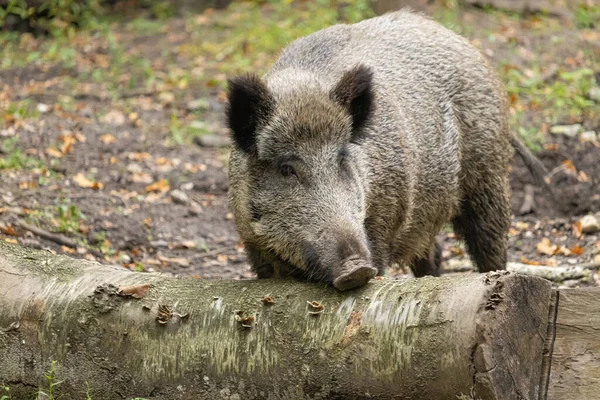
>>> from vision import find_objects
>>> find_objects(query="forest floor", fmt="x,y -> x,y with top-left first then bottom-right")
1,0 -> 599,287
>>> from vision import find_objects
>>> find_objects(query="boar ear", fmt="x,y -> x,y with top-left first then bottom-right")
226,74 -> 274,154
330,64 -> 375,140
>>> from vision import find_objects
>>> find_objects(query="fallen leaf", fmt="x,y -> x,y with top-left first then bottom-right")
536,237 -> 559,255
521,256 -> 542,266
18,180 -> 36,189
75,132 -> 87,143
216,254 -> 228,264
573,221 -> 583,238
61,246 -> 76,254
59,135 -> 77,155
103,110 -> 126,126
126,152 -> 152,161
514,221 -> 530,230
4,238 -> 18,244
155,157 -> 171,166
578,170 -> 589,182
570,245 -> 585,256
262,295 -> 274,305
157,254 -> 190,267
117,283 -> 151,299
99,134 -> 116,144
145,179 -> 170,193
73,173 -> 104,190
46,148 -> 63,158
0,224 -> 18,236
130,173 -> 154,184
561,159 -> 577,175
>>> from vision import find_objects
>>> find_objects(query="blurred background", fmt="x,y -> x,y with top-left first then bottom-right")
0,0 -> 598,286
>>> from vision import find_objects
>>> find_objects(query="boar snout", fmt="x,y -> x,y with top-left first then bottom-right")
333,258 -> 377,291
304,230 -> 375,291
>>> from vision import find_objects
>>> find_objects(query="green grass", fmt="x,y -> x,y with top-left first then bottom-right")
37,360 -> 63,400
503,65 -> 597,124
1,384 -> 11,400
574,3 -> 600,29
0,138 -> 42,170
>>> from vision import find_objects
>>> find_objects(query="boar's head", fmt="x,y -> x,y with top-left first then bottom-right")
226,65 -> 377,291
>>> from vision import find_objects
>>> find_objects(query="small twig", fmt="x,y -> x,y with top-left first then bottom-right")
14,220 -> 77,248
580,261 -> 600,270
193,245 -> 237,260
15,88 -> 158,102
518,184 -> 536,215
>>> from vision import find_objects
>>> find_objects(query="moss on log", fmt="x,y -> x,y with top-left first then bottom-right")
0,242 -> 551,399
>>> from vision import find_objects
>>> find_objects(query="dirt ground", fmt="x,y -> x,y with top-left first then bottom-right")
1,0 -> 599,286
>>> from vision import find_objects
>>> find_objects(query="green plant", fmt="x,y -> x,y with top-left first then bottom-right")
55,202 -> 86,234
85,381 -> 92,400
37,360 -> 64,400
516,126 -> 543,153
574,3 -> 600,29
1,384 -> 12,400
0,138 -> 41,170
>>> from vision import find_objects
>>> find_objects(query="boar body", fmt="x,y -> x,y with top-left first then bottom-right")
227,10 -> 523,290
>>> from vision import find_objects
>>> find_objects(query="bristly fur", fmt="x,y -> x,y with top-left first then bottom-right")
226,9 -> 549,286
330,64 -> 375,143
226,74 -> 274,153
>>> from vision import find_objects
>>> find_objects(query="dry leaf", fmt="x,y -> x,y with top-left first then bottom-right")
262,296 -> 274,305
536,237 -> 559,255
117,283 -> 151,299
573,221 -> 583,238
47,148 -> 63,158
126,152 -> 152,161
145,179 -> 170,193
0,224 -> 18,236
60,135 -> 76,154
521,256 -> 542,266
157,254 -> 190,267
543,143 -> 559,151
61,246 -> 76,254
578,170 -> 589,182
103,110 -> 126,126
570,245 -> 585,256
514,221 -> 530,230
99,134 -> 116,144
73,173 -> 104,190
130,173 -> 154,184
4,238 -> 18,244
561,159 -> 577,175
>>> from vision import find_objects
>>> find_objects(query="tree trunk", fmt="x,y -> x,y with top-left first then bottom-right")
0,242 -> 551,400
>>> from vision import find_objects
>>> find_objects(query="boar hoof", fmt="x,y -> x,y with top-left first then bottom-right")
333,262 -> 377,291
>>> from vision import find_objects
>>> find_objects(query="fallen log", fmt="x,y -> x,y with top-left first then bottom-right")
0,241 -> 552,399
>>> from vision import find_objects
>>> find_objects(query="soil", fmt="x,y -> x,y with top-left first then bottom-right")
1,1 -> 599,285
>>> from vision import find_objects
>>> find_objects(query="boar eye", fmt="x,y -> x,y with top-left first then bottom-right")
280,164 -> 297,178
